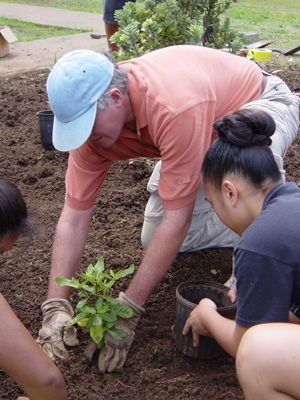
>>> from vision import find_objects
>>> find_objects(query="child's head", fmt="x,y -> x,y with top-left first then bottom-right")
202,109 -> 282,235
202,109 -> 281,190
0,178 -> 31,253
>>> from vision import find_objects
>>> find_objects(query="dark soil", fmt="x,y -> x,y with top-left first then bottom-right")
0,54 -> 299,400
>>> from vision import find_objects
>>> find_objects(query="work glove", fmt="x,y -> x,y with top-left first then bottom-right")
37,298 -> 79,361
83,292 -> 145,373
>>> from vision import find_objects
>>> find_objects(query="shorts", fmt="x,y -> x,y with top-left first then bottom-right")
141,161 -> 239,252
103,0 -> 135,24
240,73 -> 300,181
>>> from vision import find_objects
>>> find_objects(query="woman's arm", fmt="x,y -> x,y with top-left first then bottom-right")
0,293 -> 67,400
183,298 -> 247,358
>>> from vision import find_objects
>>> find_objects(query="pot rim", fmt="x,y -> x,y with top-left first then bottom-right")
176,280 -> 236,312
37,109 -> 54,116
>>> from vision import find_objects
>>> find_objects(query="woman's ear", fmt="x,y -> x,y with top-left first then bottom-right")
222,180 -> 238,207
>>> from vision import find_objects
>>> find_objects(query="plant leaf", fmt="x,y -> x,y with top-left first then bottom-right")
86,315 -> 94,329
98,305 -> 109,314
94,256 -> 105,280
77,317 -> 89,328
79,272 -> 95,285
109,302 -> 135,318
55,276 -> 79,288
68,312 -> 89,326
100,311 -> 117,322
92,313 -> 102,326
103,280 -> 115,289
104,322 -> 116,331
90,325 -> 104,347
81,306 -> 96,314
81,284 -> 94,294
107,327 -> 127,340
86,263 -> 94,277
95,297 -> 103,311
113,264 -> 135,280
97,337 -> 105,349
102,294 -> 119,303
75,298 -> 88,311
96,273 -> 112,280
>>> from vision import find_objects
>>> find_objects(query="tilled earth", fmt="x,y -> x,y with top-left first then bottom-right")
0,53 -> 299,399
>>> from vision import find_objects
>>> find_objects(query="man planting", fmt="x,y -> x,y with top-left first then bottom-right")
37,45 -> 299,373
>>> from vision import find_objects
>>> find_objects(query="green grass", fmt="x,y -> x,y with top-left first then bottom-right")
0,16 -> 89,41
226,0 -> 300,49
0,0 -> 103,13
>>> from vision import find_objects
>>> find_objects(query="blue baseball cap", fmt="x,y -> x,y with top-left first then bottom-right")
46,49 -> 114,152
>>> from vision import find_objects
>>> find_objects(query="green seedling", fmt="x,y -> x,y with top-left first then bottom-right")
55,257 -> 135,349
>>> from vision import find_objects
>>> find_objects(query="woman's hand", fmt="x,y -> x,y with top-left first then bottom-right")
182,298 -> 217,347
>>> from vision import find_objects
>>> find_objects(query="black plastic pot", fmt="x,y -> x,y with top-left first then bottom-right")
37,110 -> 54,150
176,281 -> 236,359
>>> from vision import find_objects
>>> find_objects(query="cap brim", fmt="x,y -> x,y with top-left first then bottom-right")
52,103 -> 97,152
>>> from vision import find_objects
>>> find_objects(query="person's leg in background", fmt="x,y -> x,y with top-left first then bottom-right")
103,0 -> 135,51
104,24 -> 119,52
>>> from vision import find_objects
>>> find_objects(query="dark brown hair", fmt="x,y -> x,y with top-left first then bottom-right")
0,178 -> 32,239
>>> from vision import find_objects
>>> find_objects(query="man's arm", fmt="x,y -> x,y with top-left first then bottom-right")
96,200 -> 196,373
125,200 -> 195,306
37,203 -> 94,361
47,203 -> 94,299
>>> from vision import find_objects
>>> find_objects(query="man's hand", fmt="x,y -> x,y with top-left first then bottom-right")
83,292 -> 145,373
37,298 -> 79,360
183,298 -> 217,347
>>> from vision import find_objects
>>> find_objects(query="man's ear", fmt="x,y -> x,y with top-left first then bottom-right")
109,88 -> 123,106
222,180 -> 238,207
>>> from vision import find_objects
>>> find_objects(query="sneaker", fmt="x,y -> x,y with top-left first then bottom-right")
224,274 -> 237,289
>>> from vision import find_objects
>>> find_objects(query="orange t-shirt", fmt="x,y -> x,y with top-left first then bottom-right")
66,45 -> 262,211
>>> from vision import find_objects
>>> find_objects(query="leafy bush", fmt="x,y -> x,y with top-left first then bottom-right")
55,257 -> 135,349
111,0 -> 245,60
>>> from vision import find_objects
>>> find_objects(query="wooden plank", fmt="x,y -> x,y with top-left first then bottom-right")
283,43 -> 300,56
245,39 -> 275,49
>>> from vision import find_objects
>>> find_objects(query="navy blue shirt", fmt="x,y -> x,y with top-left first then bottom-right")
235,182 -> 300,328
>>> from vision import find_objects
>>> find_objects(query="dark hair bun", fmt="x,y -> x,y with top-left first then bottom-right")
214,109 -> 275,147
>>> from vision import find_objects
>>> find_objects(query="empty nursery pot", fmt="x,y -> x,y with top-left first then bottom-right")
37,110 -> 55,150
176,281 -> 236,359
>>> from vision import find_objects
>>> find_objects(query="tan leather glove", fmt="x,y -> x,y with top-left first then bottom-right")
37,298 -> 79,361
83,292 -> 145,373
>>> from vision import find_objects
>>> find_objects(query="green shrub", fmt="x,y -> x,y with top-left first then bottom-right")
111,0 -> 245,60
